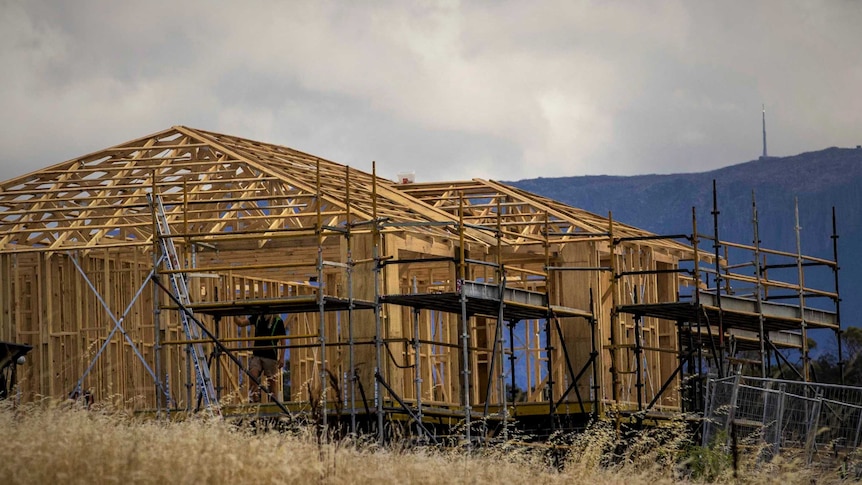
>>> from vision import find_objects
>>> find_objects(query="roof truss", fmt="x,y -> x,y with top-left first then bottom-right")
397,178 -> 692,256
0,126 -> 491,253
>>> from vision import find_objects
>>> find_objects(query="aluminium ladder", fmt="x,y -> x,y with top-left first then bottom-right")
148,194 -> 219,410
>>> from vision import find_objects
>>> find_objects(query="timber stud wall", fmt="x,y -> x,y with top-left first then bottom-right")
0,127 -> 842,436
0,192 -> 685,416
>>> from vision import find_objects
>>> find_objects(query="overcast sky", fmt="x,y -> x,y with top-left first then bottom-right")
2,0 -> 861,183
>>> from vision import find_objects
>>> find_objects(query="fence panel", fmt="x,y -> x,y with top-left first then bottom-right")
703,375 -> 862,463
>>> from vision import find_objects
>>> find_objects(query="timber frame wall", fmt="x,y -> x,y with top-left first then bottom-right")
0,127 -> 843,441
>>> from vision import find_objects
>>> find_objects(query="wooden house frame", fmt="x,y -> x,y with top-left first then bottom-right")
0,126 -> 843,439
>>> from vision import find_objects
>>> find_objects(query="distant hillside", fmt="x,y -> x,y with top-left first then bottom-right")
511,147 -> 862,352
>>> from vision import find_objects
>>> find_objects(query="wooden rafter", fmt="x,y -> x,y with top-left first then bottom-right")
398,178 -> 693,257
0,126 -> 494,253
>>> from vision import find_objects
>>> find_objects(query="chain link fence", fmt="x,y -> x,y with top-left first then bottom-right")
703,375 -> 862,463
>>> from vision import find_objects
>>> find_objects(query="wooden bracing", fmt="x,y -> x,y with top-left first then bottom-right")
397,179 -> 690,251
0,127 -> 493,253
0,127 -> 840,434
397,179 -> 696,414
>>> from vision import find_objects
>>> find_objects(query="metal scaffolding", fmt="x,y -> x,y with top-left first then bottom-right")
0,126 -> 848,449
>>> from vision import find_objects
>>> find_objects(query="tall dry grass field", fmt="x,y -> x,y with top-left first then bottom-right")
0,401 -> 848,484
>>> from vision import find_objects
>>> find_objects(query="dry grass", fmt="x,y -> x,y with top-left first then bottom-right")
0,401 -> 851,484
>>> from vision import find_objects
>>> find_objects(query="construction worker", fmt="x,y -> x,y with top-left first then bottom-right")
234,312 -> 286,403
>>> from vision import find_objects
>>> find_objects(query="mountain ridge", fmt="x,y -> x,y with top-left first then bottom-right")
509,146 -> 862,352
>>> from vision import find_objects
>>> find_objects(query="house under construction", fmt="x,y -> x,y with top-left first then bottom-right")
0,127 -> 844,440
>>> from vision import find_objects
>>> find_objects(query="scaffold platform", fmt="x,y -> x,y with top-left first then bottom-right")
382,280 -> 593,321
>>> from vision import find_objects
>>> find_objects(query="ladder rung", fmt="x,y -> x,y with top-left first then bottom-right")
149,194 -> 219,410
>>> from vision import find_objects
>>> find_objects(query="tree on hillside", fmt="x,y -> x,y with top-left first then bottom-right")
840,326 -> 862,383
810,326 -> 862,384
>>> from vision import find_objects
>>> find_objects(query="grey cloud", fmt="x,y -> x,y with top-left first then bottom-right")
209,67 -> 522,181
2,0 -> 861,183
